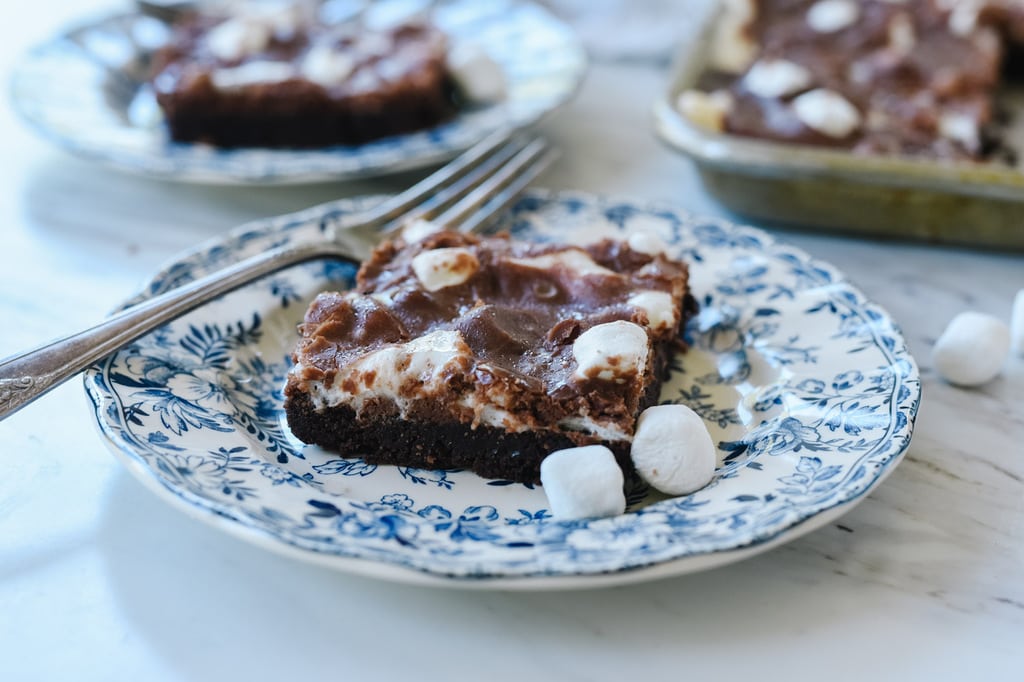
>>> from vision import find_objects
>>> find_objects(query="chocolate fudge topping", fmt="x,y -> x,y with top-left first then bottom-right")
693,0 -> 1024,160
284,231 -> 696,483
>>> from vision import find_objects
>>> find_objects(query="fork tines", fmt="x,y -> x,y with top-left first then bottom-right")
364,131 -> 553,236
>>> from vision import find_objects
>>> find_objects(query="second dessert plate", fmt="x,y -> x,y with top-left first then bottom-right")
84,190 -> 920,588
10,0 -> 585,184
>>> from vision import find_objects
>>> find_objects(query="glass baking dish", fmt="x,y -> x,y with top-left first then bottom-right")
652,5 -> 1024,251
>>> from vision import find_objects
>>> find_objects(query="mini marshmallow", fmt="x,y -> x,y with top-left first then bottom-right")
402,218 -> 443,243
540,445 -> 626,520
676,89 -> 734,132
572,321 -> 649,382
949,2 -> 980,36
744,59 -> 813,99
300,44 -> 356,88
932,311 -> 1011,387
628,291 -> 677,331
211,61 -> 296,90
709,0 -> 758,74
887,13 -> 916,53
411,247 -> 479,292
363,0 -> 430,30
447,43 -> 507,103
806,0 -> 860,33
251,1 -> 309,36
631,404 -> 716,496
627,230 -> 669,256
939,112 -> 980,152
792,89 -> 862,138
510,250 -> 615,277
1011,290 -> 1024,356
206,18 -> 272,62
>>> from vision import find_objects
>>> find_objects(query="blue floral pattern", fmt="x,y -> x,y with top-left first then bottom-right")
84,191 -> 921,583
11,1 -> 586,184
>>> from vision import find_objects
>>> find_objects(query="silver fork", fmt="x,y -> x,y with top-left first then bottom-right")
0,132 -> 557,421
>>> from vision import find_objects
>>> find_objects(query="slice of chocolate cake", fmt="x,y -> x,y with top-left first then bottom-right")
284,230 -> 696,483
150,2 -> 457,148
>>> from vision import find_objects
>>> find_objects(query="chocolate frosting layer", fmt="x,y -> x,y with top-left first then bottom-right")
287,231 -> 694,443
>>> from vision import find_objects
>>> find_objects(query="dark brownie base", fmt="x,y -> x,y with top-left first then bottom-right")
159,80 -> 458,148
286,392 -> 636,484
285,341 -> 680,484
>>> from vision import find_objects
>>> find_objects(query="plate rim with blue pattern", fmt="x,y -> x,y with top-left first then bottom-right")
83,189 -> 921,588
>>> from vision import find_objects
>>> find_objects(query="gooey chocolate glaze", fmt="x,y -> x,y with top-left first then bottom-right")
288,231 -> 694,440
703,0 -> 1024,160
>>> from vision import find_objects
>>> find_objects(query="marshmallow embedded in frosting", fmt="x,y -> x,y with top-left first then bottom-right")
792,89 -> 862,138
572,321 -> 649,382
676,89 -> 734,133
806,0 -> 860,33
627,230 -> 670,257
939,112 -> 981,151
211,61 -> 296,89
205,2 -> 309,61
300,44 -> 356,88
628,291 -> 678,331
744,59 -> 813,99
412,247 -> 480,291
206,18 -> 272,61
401,218 -> 443,244
709,0 -> 759,74
509,250 -> 616,278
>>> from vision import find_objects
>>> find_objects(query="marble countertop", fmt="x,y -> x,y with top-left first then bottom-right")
1,2 -> 1022,680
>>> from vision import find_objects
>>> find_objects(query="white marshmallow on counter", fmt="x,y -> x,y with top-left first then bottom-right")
932,311 -> 1010,387
630,404 -> 716,496
1011,290 -> 1024,357
743,59 -> 812,99
806,0 -> 860,33
792,89 -> 862,138
572,321 -> 649,382
540,445 -> 626,520
675,89 -> 734,133
411,247 -> 479,291
627,291 -> 677,331
447,43 -> 507,103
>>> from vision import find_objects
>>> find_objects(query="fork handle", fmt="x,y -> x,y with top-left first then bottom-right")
0,239 -> 348,421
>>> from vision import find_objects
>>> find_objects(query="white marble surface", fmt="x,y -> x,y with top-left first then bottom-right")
1,2 -> 1023,681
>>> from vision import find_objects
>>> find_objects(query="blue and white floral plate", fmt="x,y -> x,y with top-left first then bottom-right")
10,1 -> 585,184
84,191 -> 920,588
